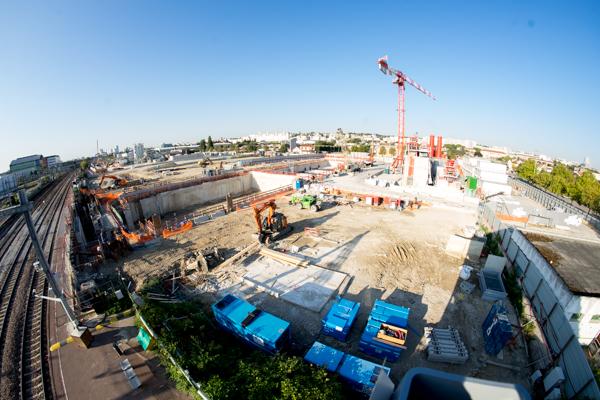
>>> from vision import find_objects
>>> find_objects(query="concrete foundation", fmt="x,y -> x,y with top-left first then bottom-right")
241,254 -> 347,312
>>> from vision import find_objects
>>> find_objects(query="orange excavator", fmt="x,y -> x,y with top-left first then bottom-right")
252,200 -> 291,244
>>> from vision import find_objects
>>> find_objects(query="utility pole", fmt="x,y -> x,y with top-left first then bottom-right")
0,190 -> 90,345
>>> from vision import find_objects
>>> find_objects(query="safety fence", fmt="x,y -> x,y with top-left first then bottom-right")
509,177 -> 600,231
479,203 -> 600,399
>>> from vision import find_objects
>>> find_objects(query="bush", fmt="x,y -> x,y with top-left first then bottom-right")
484,233 -> 503,257
504,269 -> 524,319
139,297 -> 344,400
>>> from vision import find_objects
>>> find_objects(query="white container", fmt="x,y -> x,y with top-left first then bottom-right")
478,171 -> 508,184
481,182 -> 512,196
477,160 -> 507,174
366,197 -> 373,205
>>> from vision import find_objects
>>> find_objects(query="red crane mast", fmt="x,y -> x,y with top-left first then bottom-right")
377,56 -> 436,172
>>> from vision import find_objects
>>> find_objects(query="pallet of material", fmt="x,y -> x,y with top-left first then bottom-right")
259,247 -> 310,267
425,327 -> 469,364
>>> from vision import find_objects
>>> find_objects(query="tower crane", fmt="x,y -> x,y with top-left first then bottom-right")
377,56 -> 436,172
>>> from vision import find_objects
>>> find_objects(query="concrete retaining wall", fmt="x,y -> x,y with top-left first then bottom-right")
250,171 -> 296,192
139,174 -> 255,218
126,170 -> 304,223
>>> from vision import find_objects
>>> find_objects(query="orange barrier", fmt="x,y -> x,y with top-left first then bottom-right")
95,191 -> 123,202
120,228 -> 155,244
496,213 -> 529,223
162,221 -> 193,238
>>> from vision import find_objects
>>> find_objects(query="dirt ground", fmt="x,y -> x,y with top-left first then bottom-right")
115,159 -> 239,184
112,192 -> 530,390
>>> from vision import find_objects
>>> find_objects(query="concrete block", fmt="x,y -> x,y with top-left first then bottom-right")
211,210 -> 226,219
484,255 -> 506,274
193,215 -> 210,225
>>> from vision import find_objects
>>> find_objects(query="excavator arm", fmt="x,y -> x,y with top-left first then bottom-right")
252,200 -> 276,234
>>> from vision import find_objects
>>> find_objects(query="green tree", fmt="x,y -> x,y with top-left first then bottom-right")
350,144 -> 370,153
247,141 -> 258,152
388,147 -> 396,156
547,163 -> 576,196
199,139 -> 207,152
314,141 -> 340,153
207,136 -> 214,150
574,171 -> 600,210
532,170 -> 552,188
444,144 -> 466,160
473,148 -> 483,157
378,146 -> 387,156
516,159 -> 537,180
279,143 -> 289,153
80,160 -> 89,170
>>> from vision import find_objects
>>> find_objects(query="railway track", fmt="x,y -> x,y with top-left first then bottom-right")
0,174 -> 73,400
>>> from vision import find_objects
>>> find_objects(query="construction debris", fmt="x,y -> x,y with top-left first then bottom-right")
425,326 -> 469,364
460,281 -> 476,295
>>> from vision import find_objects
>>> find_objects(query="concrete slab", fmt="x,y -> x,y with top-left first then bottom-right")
242,255 -> 346,312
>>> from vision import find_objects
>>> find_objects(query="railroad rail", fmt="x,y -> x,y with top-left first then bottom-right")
0,174 -> 73,400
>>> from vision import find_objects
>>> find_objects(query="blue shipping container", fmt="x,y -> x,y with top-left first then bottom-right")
359,300 -> 409,361
322,298 -> 360,341
338,354 -> 391,394
212,294 -> 290,353
304,341 -> 345,372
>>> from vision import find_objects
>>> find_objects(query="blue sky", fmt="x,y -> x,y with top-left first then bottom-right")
0,1 -> 599,170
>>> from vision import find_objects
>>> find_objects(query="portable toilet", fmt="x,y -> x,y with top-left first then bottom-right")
212,294 -> 290,353
303,341 -> 345,372
359,300 -> 410,361
294,179 -> 304,190
338,354 -> 391,395
322,297 -> 360,341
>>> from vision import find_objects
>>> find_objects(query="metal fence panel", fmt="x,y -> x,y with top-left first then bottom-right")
502,228 -> 512,250
507,240 -> 519,262
514,249 -> 529,275
559,341 -> 599,398
537,280 -> 557,313
548,306 -> 573,350
523,264 -> 542,298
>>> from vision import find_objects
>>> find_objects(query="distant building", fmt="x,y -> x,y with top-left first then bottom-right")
10,154 -> 43,180
478,146 -> 509,159
134,143 -> 144,162
45,155 -> 61,168
445,138 -> 477,148
289,138 -> 298,152
0,173 -> 17,195
298,143 -> 316,153
584,157 -> 591,168
249,131 -> 291,142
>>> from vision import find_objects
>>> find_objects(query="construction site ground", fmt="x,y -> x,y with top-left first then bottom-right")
109,185 -> 531,390
111,159 -> 239,184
